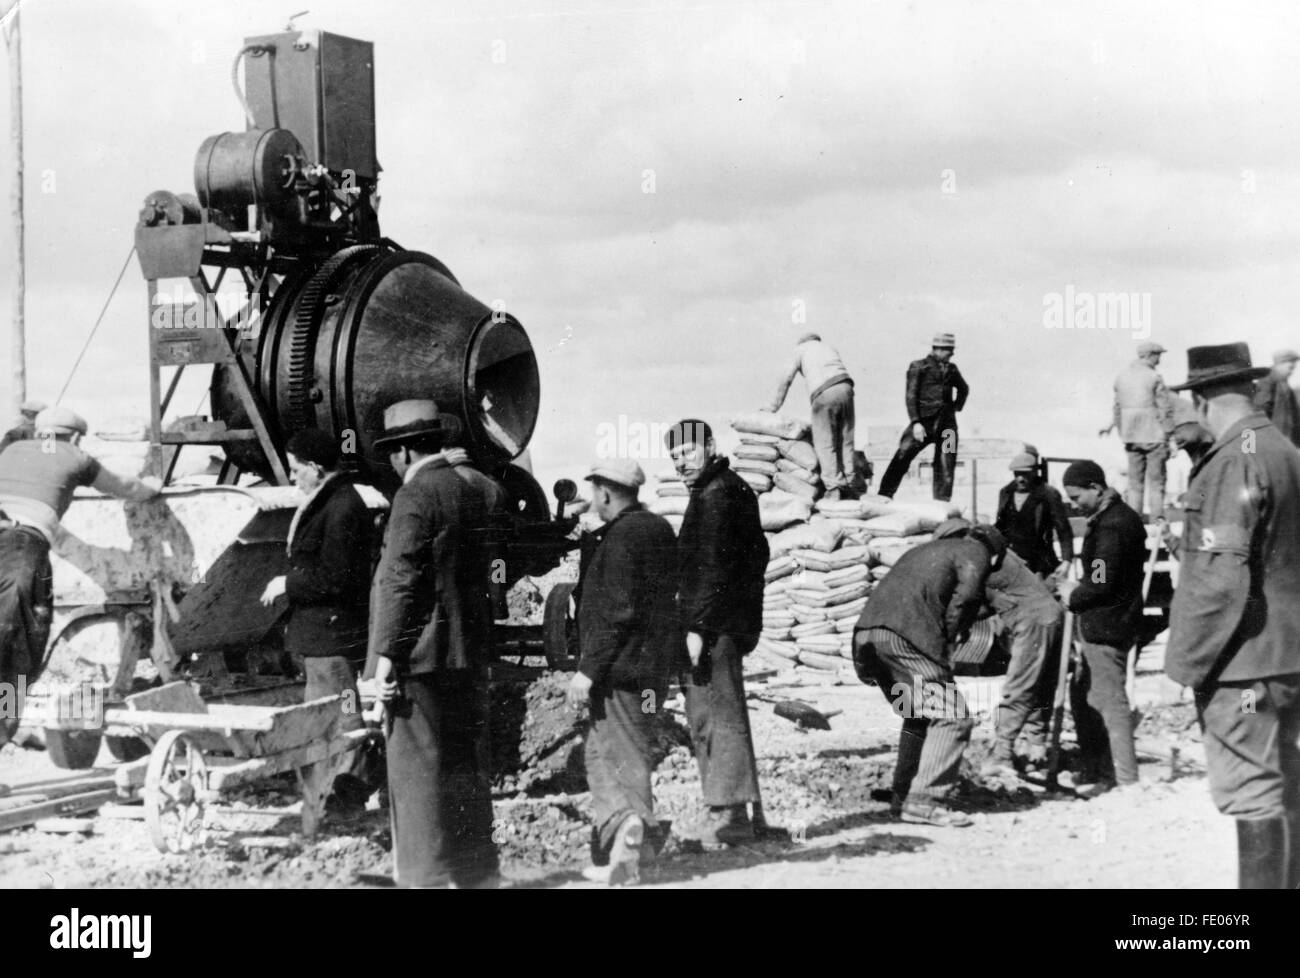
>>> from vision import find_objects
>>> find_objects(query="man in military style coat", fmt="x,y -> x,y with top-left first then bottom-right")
1166,344 -> 1300,889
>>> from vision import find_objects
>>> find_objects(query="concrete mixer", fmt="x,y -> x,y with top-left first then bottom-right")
30,29 -> 582,768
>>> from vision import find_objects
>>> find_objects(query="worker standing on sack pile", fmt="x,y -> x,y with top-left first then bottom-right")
666,419 -> 770,846
1056,460 -> 1146,798
766,333 -> 859,500
566,458 -> 679,886
877,333 -> 970,503
851,523 -> 1003,827
0,400 -> 47,455
1099,341 -> 1175,521
1163,343 -> 1300,889
932,520 -> 1065,780
0,407 -> 161,747
1253,348 -> 1300,447
994,451 -> 1075,580
366,399 -> 499,889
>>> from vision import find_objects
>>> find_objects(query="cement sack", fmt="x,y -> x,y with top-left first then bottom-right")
762,611 -> 796,629
777,438 -> 820,472
657,482 -> 689,497
759,489 -> 813,531
733,457 -> 778,477
791,544 -> 871,572
860,512 -> 929,537
870,565 -> 891,580
790,604 -> 829,624
649,496 -> 689,517
775,458 -> 821,484
815,498 -> 869,518
772,472 -> 819,502
798,649 -> 846,672
769,521 -> 843,557
792,581 -> 870,609
825,595 -> 869,621
761,627 -> 793,642
834,615 -> 858,633
735,443 -> 780,462
731,411 -> 810,440
796,635 -> 843,655
765,554 -> 798,582
741,433 -> 782,446
857,494 -> 901,519
757,637 -> 799,662
791,619 -> 835,639
739,471 -> 774,494
654,468 -> 682,483
824,563 -> 871,588
867,536 -> 924,567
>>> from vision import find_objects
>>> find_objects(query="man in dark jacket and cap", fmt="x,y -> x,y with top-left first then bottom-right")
1057,459 -> 1147,796
994,450 -> 1075,579
368,399 -> 498,888
666,418 -> 769,846
852,525 -> 1003,826
566,458 -> 679,886
878,333 -> 970,502
1165,343 -> 1300,889
1253,348 -> 1299,447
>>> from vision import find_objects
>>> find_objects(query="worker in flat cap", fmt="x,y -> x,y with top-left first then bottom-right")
0,406 -> 160,747
1164,344 -> 1300,888
1100,340 -> 1175,521
1057,459 -> 1146,797
1252,348 -> 1300,447
566,458 -> 678,885
878,332 -> 970,502
366,399 -> 499,888
766,333 -> 859,499
665,418 -> 770,845
0,399 -> 48,455
994,449 -> 1075,579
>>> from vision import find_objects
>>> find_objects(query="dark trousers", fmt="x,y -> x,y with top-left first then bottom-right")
854,627 -> 973,803
810,381 -> 856,492
683,634 -> 761,808
994,612 -> 1062,755
586,685 -> 660,863
303,655 -> 380,803
387,670 -> 498,887
878,413 -> 958,501
1197,676 -> 1300,820
1070,641 -> 1138,784
0,527 -> 52,746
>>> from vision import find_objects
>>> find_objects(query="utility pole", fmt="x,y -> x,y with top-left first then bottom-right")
2,0 -> 23,420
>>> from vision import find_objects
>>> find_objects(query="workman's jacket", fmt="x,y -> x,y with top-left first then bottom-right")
676,457 -> 768,650
905,354 -> 969,423
854,537 -> 992,662
1166,413 -> 1300,689
576,504 -> 680,693
994,480 -> 1075,577
1113,360 -> 1174,445
1066,488 -> 1147,649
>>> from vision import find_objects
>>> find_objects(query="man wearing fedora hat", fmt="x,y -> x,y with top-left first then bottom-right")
878,333 -> 970,502
0,406 -> 160,746
565,458 -> 678,885
1165,344 -> 1300,889
1100,341 -> 1175,521
1253,348 -> 1300,447
367,398 -> 499,888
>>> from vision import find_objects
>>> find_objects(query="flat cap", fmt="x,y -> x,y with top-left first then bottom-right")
34,405 -> 88,437
1274,348 -> 1300,365
931,332 -> 956,349
1136,341 -> 1166,357
1008,452 -> 1038,472
585,458 -> 645,490
1062,459 -> 1107,488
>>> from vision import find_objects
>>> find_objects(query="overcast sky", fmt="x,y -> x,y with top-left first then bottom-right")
1,0 -> 1299,492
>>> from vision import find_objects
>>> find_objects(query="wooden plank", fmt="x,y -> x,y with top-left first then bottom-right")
0,773 -> 114,808
0,789 -> 117,833
207,727 -> 371,791
124,680 -> 208,715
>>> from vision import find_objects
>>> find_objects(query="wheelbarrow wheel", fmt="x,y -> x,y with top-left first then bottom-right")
45,728 -> 104,770
542,582 -> 578,670
145,730 -> 209,854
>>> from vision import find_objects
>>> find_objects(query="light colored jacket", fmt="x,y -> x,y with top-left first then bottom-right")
1113,360 -> 1174,444
770,340 -> 853,410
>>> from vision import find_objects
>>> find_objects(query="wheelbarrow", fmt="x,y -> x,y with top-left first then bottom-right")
109,681 -> 376,854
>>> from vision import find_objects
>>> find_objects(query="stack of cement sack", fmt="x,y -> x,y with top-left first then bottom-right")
649,468 -> 689,533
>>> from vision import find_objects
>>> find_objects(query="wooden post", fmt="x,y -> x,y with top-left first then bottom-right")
3,2 -> 24,418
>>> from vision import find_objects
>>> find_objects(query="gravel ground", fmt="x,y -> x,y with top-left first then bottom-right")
0,653 -> 1234,889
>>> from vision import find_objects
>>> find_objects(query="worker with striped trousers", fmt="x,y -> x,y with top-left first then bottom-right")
852,527 -> 1003,827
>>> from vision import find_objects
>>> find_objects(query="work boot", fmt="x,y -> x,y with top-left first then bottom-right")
684,805 -> 754,847
607,814 -> 644,886
899,800 -> 973,828
1237,817 -> 1287,889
